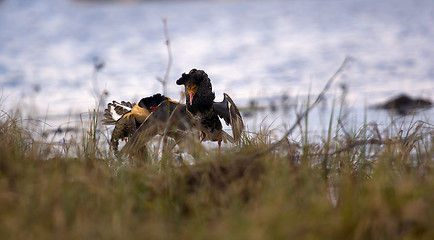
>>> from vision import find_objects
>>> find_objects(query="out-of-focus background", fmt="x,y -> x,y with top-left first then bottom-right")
1,0 -> 433,137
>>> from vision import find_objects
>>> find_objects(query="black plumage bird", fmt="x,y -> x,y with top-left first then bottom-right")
176,69 -> 244,146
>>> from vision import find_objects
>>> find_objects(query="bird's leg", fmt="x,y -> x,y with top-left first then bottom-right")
218,140 -> 222,153
200,131 -> 206,142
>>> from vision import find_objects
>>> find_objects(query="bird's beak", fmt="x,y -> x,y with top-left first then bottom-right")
186,85 -> 198,105
189,92 -> 194,105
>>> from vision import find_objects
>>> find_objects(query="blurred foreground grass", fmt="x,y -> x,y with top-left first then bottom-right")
1,106 -> 434,240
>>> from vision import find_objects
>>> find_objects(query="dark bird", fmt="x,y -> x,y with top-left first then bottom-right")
120,69 -> 244,156
176,69 -> 244,147
102,93 -> 169,153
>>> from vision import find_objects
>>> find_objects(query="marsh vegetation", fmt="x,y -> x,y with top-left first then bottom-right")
1,89 -> 433,240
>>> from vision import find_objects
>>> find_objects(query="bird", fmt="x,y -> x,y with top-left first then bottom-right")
120,69 -> 244,156
119,99 -> 194,157
176,69 -> 244,147
102,93 -> 170,153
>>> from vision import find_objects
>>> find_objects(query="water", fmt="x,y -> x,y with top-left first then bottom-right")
1,0 -> 433,141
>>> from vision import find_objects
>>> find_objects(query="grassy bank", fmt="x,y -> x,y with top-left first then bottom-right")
0,107 -> 434,240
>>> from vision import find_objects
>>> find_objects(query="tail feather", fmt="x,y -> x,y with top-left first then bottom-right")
102,100 -> 134,125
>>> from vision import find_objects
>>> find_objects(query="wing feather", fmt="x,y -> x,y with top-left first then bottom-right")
120,101 -> 193,155
109,115 -> 137,153
214,93 -> 244,142
224,93 -> 244,142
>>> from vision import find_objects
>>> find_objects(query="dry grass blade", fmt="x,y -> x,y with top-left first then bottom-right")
249,57 -> 353,159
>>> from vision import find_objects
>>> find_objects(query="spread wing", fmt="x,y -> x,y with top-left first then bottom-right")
120,100 -> 193,155
102,100 -> 134,125
213,93 -> 244,142
109,115 -> 137,153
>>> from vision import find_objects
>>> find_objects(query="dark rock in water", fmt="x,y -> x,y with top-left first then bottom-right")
377,94 -> 432,115
269,101 -> 277,112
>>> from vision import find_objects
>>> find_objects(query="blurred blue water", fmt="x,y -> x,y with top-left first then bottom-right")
0,0 -> 433,137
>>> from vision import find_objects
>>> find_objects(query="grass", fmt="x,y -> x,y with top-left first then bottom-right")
1,101 -> 434,240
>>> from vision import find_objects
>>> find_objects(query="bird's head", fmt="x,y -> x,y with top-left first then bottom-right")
176,69 -> 210,105
139,93 -> 168,111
